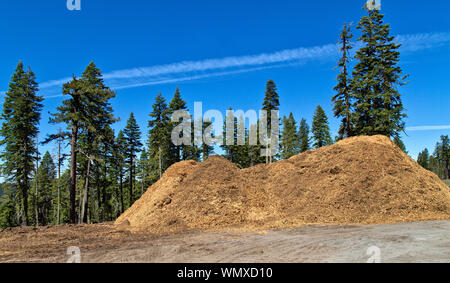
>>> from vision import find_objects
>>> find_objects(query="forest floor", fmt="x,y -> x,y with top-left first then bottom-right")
1,220 -> 450,263
445,179 -> 450,186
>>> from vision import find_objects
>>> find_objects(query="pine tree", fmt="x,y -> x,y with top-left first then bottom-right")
311,105 -> 332,148
262,80 -> 280,163
136,148 -> 151,196
148,94 -> 172,179
417,148 -> 430,170
332,24 -> 354,139
351,6 -> 407,137
168,87 -> 188,164
0,62 -> 43,226
80,62 -> 117,141
123,113 -> 143,204
49,62 -> 116,223
80,62 -> 117,222
52,76 -> 84,224
55,128 -> 65,225
280,113 -> 299,159
262,80 -> 280,119
35,151 -> 56,225
113,130 -> 127,212
298,118 -> 311,153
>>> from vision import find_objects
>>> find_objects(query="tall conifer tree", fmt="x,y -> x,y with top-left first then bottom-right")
136,148 -> 151,195
148,94 -> 172,179
262,80 -> 280,163
332,24 -> 354,139
298,118 -> 311,153
168,87 -> 188,164
351,6 -> 407,137
123,113 -> 143,204
0,62 -> 43,225
113,130 -> 127,212
49,62 -> 116,223
311,105 -> 332,148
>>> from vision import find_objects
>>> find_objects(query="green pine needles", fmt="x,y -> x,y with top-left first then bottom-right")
333,7 -> 408,139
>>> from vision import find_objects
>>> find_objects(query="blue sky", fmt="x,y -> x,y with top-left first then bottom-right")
0,0 -> 449,162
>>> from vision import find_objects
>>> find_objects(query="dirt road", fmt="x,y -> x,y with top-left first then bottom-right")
1,221 -> 449,263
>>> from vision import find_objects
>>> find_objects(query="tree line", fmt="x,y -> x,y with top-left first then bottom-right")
417,136 -> 450,181
0,5 -> 444,229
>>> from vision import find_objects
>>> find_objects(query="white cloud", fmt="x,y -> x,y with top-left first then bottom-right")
24,31 -> 450,97
104,44 -> 338,80
406,125 -> 450,131
37,44 -> 339,93
111,64 -> 293,90
40,78 -> 72,89
397,32 -> 450,52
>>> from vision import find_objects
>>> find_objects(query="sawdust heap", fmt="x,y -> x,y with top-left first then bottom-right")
115,135 -> 450,234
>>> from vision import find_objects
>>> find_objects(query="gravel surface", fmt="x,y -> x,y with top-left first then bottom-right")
2,221 -> 449,263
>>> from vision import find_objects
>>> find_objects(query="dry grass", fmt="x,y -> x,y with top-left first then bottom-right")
115,135 -> 450,234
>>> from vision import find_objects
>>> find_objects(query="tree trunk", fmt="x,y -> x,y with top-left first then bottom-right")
78,177 -> 83,221
35,145 -> 39,226
69,123 -> 78,224
97,172 -> 103,223
21,183 -> 29,226
56,186 -> 60,225
57,127 -> 62,225
102,164 -> 107,220
119,173 -> 124,213
129,158 -> 134,205
345,97 -> 351,137
80,159 -> 91,224
34,184 -> 38,226
115,185 -> 121,218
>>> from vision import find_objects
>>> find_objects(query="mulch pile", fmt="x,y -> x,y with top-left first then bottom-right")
115,135 -> 450,234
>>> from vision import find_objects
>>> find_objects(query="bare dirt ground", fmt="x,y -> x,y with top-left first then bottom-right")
1,220 -> 450,263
